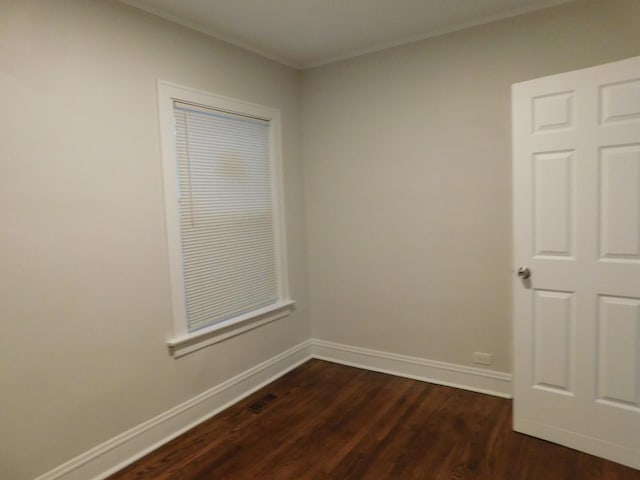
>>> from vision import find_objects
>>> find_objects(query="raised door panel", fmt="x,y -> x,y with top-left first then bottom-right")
600,79 -> 640,125
533,290 -> 574,394
597,296 -> 640,409
534,151 -> 575,257
599,145 -> 640,260
533,91 -> 575,133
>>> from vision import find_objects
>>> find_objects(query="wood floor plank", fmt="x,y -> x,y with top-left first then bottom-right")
107,359 -> 640,480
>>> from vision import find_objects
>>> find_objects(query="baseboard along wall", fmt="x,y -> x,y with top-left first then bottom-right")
35,338 -> 512,480
311,339 -> 512,399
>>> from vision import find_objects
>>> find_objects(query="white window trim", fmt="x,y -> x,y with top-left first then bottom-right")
157,80 -> 294,357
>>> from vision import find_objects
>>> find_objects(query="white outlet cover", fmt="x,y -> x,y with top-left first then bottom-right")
473,352 -> 493,365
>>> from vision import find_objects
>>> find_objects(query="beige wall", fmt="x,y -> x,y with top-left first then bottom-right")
0,1 -> 309,479
302,0 -> 640,373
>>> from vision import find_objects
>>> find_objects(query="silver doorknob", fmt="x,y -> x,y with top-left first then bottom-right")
517,266 -> 531,279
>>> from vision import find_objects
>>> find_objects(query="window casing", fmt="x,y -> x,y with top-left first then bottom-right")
158,81 -> 293,357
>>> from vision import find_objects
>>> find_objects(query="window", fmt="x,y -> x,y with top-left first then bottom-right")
158,81 -> 294,357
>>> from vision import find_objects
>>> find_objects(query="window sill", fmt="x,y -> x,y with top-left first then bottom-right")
167,300 -> 296,358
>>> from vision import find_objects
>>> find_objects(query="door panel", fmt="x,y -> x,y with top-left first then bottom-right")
534,151 -> 575,257
597,296 -> 640,408
532,91 -> 574,132
600,79 -> 640,124
533,290 -> 574,393
513,56 -> 640,470
599,145 -> 640,259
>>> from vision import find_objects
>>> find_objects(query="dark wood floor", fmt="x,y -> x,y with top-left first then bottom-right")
107,359 -> 640,479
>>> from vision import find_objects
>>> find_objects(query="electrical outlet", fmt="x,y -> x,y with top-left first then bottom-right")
473,352 -> 493,366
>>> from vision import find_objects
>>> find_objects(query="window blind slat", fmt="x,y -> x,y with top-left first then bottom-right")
174,102 -> 279,332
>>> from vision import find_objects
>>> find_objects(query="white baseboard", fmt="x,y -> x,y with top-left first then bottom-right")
35,340 -> 312,480
311,338 -> 512,398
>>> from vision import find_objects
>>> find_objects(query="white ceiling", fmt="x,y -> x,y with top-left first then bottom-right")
120,0 -> 573,69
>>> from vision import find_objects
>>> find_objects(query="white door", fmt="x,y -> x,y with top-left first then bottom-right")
513,56 -> 640,469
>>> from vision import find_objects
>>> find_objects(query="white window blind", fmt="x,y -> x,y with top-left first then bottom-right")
173,101 -> 278,332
